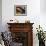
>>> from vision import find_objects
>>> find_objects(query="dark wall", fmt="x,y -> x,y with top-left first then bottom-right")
0,0 -> 2,32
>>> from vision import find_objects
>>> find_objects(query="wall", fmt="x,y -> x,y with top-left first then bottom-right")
2,0 -> 40,46
40,0 -> 46,31
2,0 -> 46,46
2,0 -> 40,30
0,0 -> 2,32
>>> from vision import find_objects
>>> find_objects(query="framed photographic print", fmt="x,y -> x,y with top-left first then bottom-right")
14,5 -> 27,16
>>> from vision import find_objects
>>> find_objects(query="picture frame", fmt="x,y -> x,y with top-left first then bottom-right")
14,5 -> 27,16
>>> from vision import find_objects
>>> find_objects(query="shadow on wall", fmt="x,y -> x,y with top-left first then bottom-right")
0,0 -> 2,32
0,16 -> 2,32
40,0 -> 46,14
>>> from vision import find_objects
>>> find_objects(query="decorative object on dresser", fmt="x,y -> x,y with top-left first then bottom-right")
7,23 -> 34,46
8,19 -> 19,23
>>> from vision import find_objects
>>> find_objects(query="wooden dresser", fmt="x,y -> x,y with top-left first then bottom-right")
7,23 -> 34,46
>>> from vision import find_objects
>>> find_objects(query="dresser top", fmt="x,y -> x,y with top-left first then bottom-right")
7,23 -> 34,25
